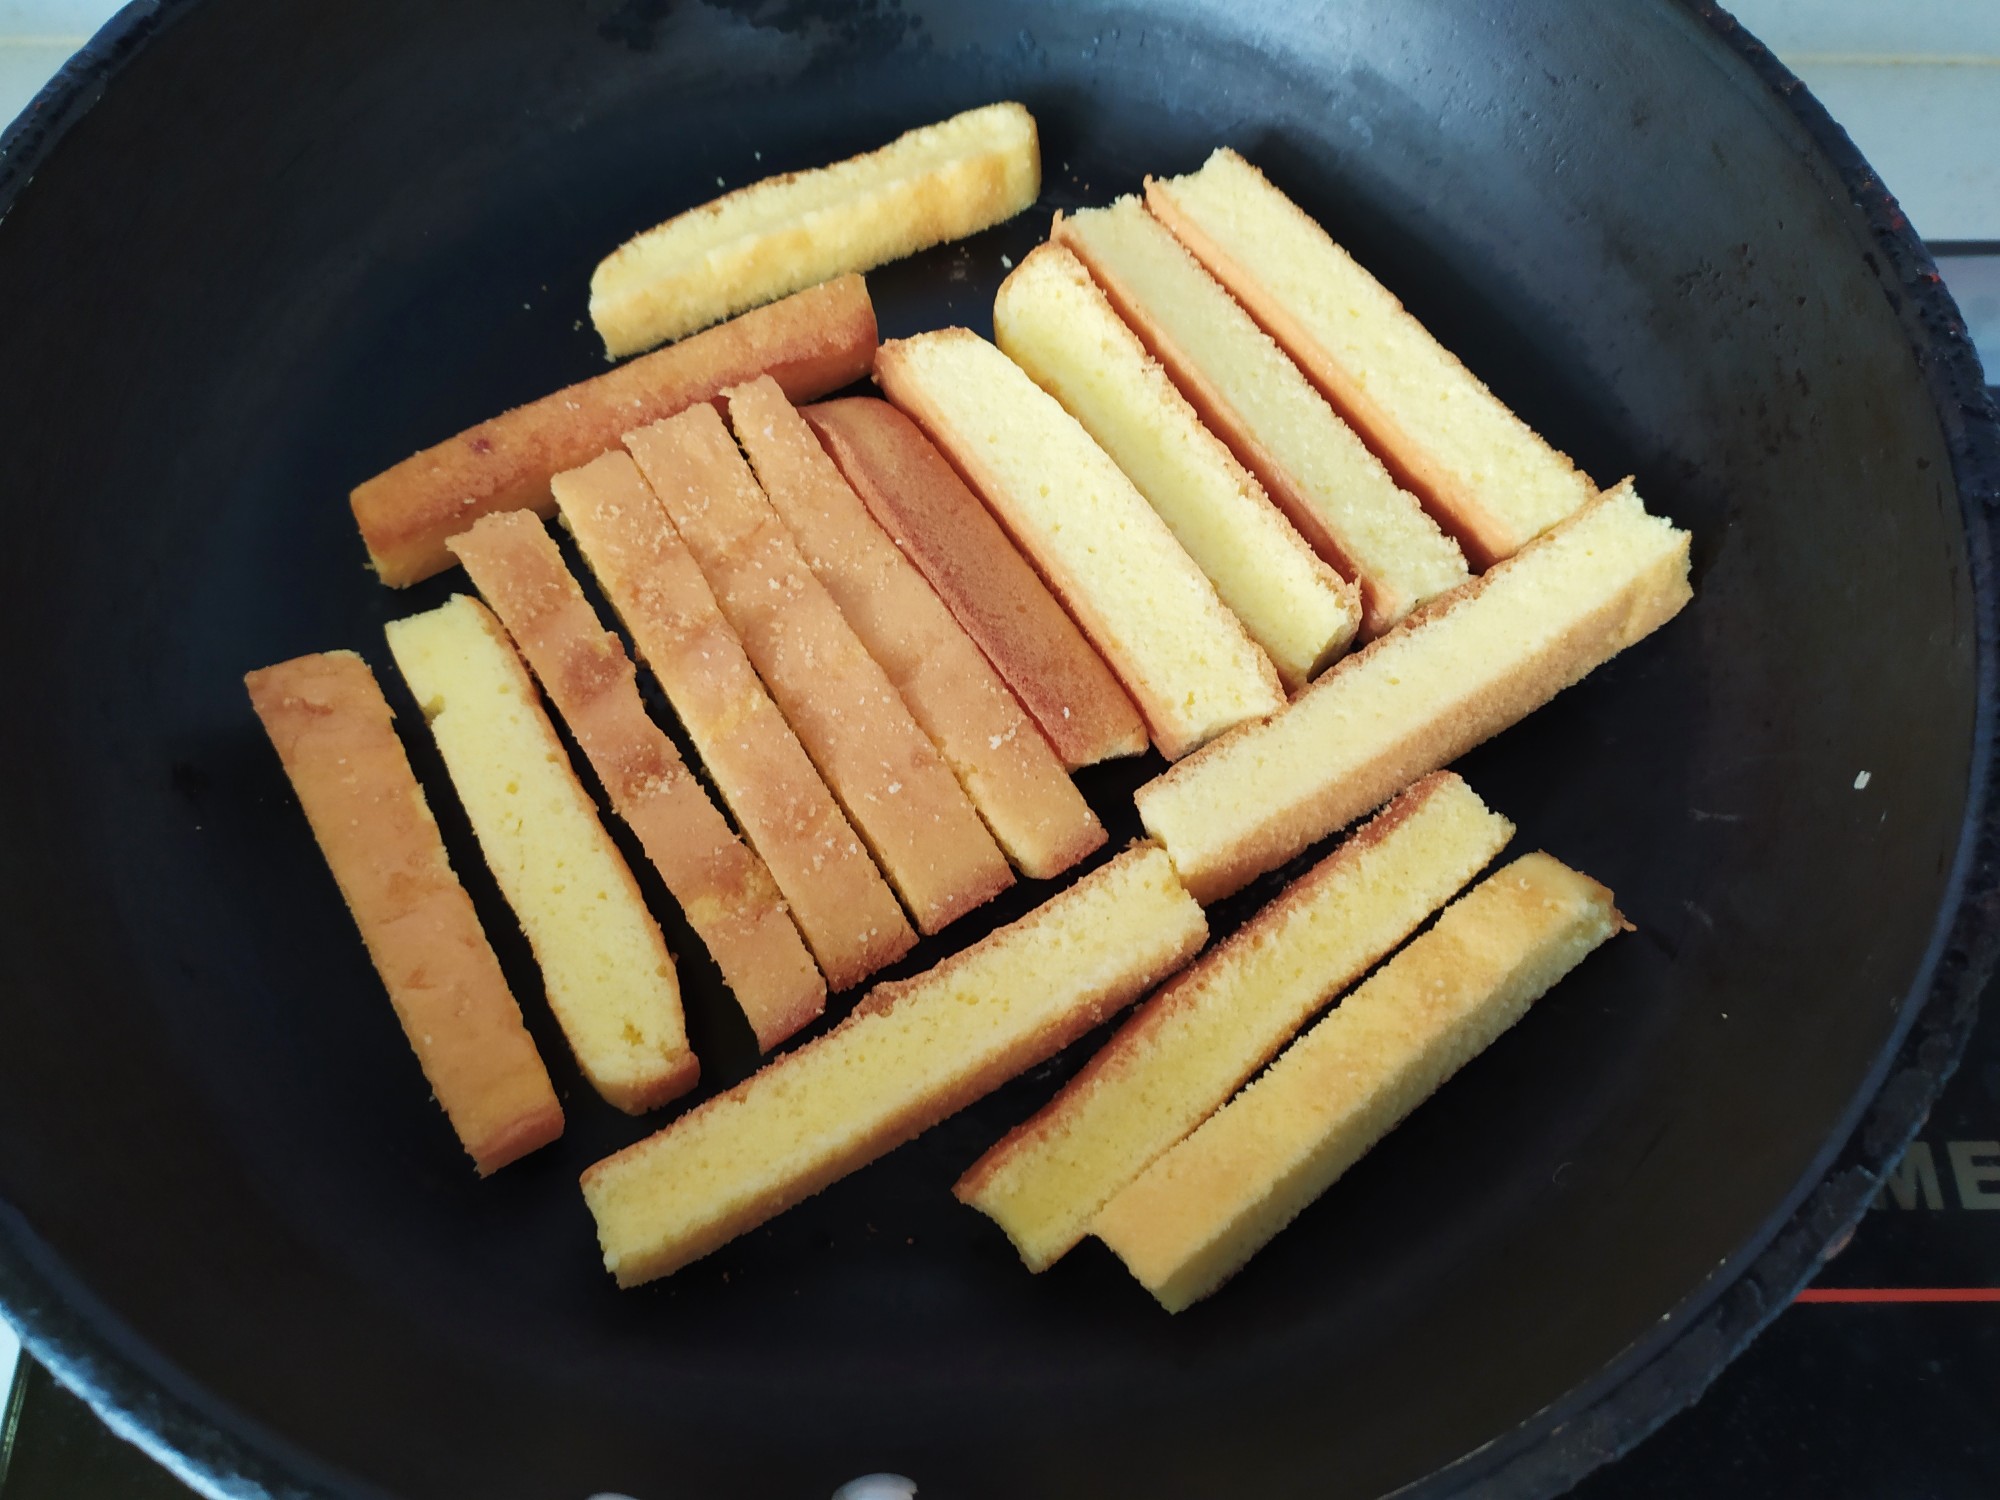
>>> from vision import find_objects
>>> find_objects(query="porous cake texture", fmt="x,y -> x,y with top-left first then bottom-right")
1054,198 -> 1468,637
592,103 -> 1040,357
352,275 -> 877,587
553,451 -> 913,992
1137,481 -> 1691,903
447,510 -> 825,1051
1148,150 -> 1595,568
956,772 -> 1510,1270
994,242 -> 1359,689
384,595 -> 697,1114
726,377 -> 1104,880
875,328 -> 1285,760
245,651 -> 563,1174
1094,852 -> 1623,1312
626,402 -> 1013,935
803,397 -> 1149,768
581,844 -> 1208,1287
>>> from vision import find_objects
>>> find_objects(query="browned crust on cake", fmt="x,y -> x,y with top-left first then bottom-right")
578,844 -> 1207,1282
351,275 -> 878,588
245,650 -> 563,1174
1142,174 -> 1520,569
1137,486 -> 1691,902
802,396 -> 1150,768
626,403 -> 1013,935
726,377 -> 1105,880
446,511 -> 826,1050
1049,212 -> 1407,638
553,450 -> 914,990
953,773 -> 1460,1203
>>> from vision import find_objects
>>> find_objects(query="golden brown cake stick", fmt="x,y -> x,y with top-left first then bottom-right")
245,652 -> 563,1174
553,452 -> 912,992
593,103 -> 1040,357
1054,199 -> 1468,637
1094,853 -> 1623,1312
957,771 -> 1510,1270
802,397 -> 1149,769
1136,482 -> 1690,903
447,511 -> 825,1051
626,403 -> 1013,936
726,376 -> 1104,881
993,242 -> 1360,690
874,329 -> 1285,760
580,843 -> 1207,1288
386,595 -> 698,1115
351,275 -> 877,588
1146,150 -> 1595,568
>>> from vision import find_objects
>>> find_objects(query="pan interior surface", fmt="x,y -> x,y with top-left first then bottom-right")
0,2 -> 1978,1497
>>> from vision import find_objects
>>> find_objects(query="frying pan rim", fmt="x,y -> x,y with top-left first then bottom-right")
0,2 -> 1995,1497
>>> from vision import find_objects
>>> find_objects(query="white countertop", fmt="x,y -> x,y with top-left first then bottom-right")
0,0 -> 1996,1422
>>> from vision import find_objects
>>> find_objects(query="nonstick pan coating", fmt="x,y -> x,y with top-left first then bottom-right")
1,2 -> 1996,1497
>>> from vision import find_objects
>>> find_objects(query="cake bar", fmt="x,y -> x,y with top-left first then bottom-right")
351,275 -> 877,587
1148,150 -> 1595,567
956,772 -> 1510,1270
1094,852 -> 1623,1312
803,397 -> 1149,768
553,451 -> 913,992
447,510 -> 825,1051
1055,198 -> 1468,636
626,402 -> 1013,935
875,328 -> 1285,760
994,242 -> 1360,689
244,651 -> 563,1174
592,103 -> 1039,357
384,594 -> 697,1114
1136,481 -> 1691,903
726,376 -> 1104,880
580,843 -> 1207,1287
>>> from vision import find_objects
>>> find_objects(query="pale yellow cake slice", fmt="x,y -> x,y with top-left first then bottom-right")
1054,197 -> 1469,637
1148,150 -> 1596,567
626,402 -> 1014,935
384,595 -> 697,1114
1136,481 -> 1691,903
875,328 -> 1285,760
725,376 -> 1105,880
553,451 -> 914,992
447,510 -> 826,1052
246,652 -> 564,1175
994,242 -> 1360,689
580,843 -> 1208,1287
955,771 -> 1510,1270
1093,852 -> 1623,1312
592,102 -> 1040,357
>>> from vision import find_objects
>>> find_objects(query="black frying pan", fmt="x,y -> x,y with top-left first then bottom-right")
2,2 -> 1996,1497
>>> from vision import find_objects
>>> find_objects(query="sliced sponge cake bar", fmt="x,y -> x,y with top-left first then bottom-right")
1137,481 -> 1691,903
957,772 -> 1510,1270
385,595 -> 697,1114
1094,853 -> 1623,1312
1055,197 -> 1468,637
245,651 -> 564,1175
994,242 -> 1360,690
627,402 -> 1013,935
726,376 -> 1104,881
580,843 -> 1208,1287
876,328 -> 1285,760
1147,150 -> 1595,568
803,397 -> 1149,769
448,510 -> 825,1052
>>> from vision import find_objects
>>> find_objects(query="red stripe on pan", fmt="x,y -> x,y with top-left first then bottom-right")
1794,1287 -> 2000,1304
